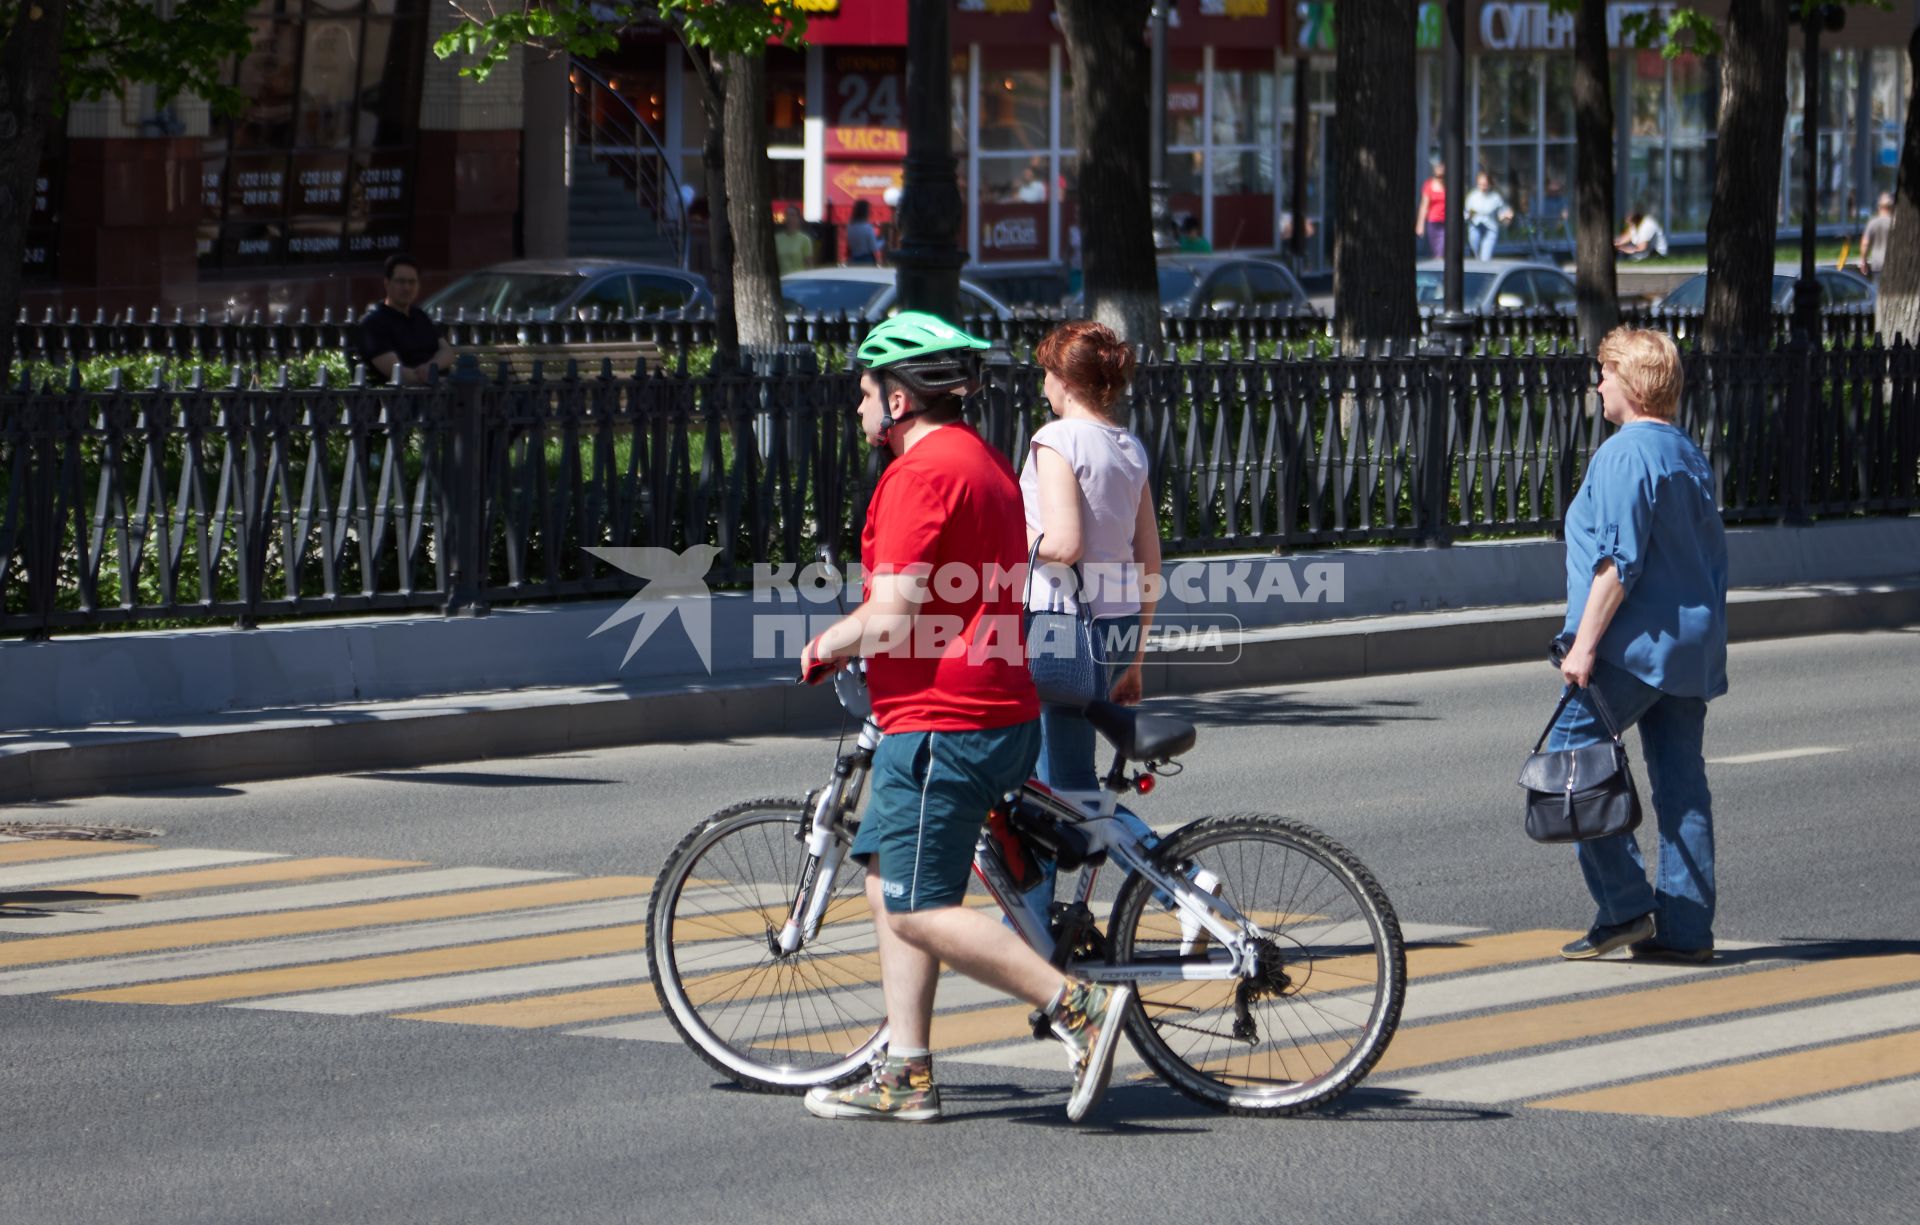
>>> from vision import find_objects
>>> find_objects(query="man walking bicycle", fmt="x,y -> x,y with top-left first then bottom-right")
798,313 -> 1131,1124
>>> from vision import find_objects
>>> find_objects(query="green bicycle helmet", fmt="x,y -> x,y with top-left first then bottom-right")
856,311 -> 992,400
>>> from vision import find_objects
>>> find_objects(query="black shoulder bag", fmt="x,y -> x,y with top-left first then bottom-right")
1518,684 -> 1644,844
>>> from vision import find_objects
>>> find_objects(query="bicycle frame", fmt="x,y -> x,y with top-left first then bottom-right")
778,710 -> 1262,982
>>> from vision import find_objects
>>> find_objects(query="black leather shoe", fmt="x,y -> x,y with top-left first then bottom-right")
1560,914 -> 1655,960
1628,938 -> 1714,964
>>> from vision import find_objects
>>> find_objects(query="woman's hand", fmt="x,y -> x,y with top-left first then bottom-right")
1109,662 -> 1144,706
1559,640 -> 1598,689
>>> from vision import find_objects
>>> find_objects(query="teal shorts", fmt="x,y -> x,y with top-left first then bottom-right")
853,721 -> 1041,914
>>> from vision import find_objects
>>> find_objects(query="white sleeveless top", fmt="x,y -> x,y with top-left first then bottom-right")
1018,417 -> 1150,618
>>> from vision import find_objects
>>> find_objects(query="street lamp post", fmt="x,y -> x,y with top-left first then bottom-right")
1433,0 -> 1475,348
1148,3 -> 1176,250
893,0 -> 964,321
1793,4 -> 1845,346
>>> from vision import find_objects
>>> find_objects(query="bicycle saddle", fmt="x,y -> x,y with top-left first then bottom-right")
1084,701 -> 1197,763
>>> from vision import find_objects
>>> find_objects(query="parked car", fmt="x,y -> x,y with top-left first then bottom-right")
780,266 -> 1016,321
1068,254 -> 1318,316
423,259 -> 712,320
1415,258 -> 1577,315
1652,266 -> 1877,312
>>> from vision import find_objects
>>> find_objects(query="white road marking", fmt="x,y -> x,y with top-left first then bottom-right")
0,898 -> 655,996
1734,1077 -> 1920,1133
0,867 -> 562,934
1375,987 -> 1920,1104
0,849 -> 282,892
230,954 -> 657,1015
1707,746 -> 1847,765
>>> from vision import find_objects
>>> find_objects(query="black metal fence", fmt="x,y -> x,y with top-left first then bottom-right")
2,342 -> 1914,635
14,303 -> 1882,367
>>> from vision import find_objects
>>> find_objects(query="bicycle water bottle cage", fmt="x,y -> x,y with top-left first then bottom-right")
1007,799 -> 1102,870
1084,701 -> 1198,763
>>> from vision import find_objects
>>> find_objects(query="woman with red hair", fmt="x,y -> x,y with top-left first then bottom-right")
1017,320 -> 1164,927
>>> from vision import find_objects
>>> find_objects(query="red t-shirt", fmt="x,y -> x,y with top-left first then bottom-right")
1422,178 -> 1447,225
859,424 -> 1039,733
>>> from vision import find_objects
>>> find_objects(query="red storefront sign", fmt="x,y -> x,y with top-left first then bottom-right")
978,202 -> 1048,260
827,126 -> 906,159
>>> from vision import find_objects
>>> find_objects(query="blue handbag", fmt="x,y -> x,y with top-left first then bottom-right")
1023,535 -> 1103,708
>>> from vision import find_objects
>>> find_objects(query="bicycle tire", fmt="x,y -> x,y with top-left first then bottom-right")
1107,814 -> 1406,1117
645,798 -> 889,1094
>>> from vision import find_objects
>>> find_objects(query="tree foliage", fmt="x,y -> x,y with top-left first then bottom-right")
433,1 -> 810,82
54,0 -> 256,113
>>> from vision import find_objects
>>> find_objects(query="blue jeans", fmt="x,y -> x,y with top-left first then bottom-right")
1470,221 -> 1499,261
1012,614 -> 1157,933
1546,660 -> 1717,950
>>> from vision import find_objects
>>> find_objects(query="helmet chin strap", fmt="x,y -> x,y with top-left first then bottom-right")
872,388 -> 919,448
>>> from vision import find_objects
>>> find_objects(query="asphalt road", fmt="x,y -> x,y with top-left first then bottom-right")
4,628 -> 1916,1224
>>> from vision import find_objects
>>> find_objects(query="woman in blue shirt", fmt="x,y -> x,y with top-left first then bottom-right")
1553,327 -> 1728,964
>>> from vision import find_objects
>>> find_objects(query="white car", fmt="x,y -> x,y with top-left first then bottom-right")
780,267 -> 1016,321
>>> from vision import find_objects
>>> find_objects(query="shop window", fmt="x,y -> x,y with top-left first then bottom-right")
979,66 -> 1049,152
201,6 -> 424,271
767,49 -> 807,147
1212,69 -> 1275,148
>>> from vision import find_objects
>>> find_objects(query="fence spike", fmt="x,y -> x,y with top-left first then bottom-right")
66,364 -> 81,392
107,367 -> 123,392
276,364 -> 290,390
151,365 -> 166,391
315,364 -> 330,389
189,366 -> 205,391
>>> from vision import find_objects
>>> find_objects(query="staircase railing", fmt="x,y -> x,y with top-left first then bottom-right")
569,58 -> 687,268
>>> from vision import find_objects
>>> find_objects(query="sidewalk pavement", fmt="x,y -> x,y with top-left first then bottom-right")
3,575 -> 1914,803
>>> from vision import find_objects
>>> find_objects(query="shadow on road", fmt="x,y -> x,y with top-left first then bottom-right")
350,770 -> 616,788
1148,690 -> 1433,730
0,887 -> 139,917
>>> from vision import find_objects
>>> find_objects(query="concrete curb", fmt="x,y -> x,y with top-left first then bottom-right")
4,578 -> 1915,803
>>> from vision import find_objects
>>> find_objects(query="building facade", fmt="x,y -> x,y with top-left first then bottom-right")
22,1 -> 1920,315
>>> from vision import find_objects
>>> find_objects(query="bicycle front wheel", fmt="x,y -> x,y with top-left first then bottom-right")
646,798 -> 888,1093
1109,814 -> 1405,1116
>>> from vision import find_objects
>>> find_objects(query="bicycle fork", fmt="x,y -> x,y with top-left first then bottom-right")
775,721 -> 878,956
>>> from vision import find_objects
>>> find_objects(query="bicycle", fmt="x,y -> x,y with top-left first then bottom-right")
644,592 -> 1406,1117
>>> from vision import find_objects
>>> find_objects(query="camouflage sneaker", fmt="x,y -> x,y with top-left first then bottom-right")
1050,980 -> 1133,1123
803,1053 -> 942,1123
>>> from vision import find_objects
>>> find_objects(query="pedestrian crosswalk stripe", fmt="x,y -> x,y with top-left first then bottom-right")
0,876 -> 653,969
232,954 -> 658,1016
0,898 -> 656,996
9,867 -> 562,935
64,922 -> 662,1005
66,858 -> 426,899
1374,986 -> 1920,1103
400,982 -> 665,1029
0,841 -> 146,868
0,848 -> 282,892
1396,953 -> 1750,1024
1531,1030 -> 1920,1118
1373,953 -> 1920,1074
1734,1075 -> 1920,1132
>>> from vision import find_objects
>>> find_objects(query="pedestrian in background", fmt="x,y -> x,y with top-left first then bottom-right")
1551,327 -> 1727,965
1465,171 -> 1515,262
1858,192 -> 1894,279
775,209 -> 814,276
845,200 -> 880,266
1416,161 -> 1448,259
360,253 -> 454,385
1176,215 -> 1211,253
1614,208 -> 1668,259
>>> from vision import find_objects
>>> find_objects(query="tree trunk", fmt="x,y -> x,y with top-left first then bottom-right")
1332,0 -> 1418,349
0,0 -> 67,381
1572,0 -> 1618,351
695,71 -> 740,369
1704,0 -> 1789,353
1877,27 -> 1920,343
1056,0 -> 1161,350
721,49 -> 781,352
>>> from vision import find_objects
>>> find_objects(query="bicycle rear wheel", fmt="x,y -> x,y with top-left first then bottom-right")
646,798 -> 888,1093
1108,814 -> 1405,1116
